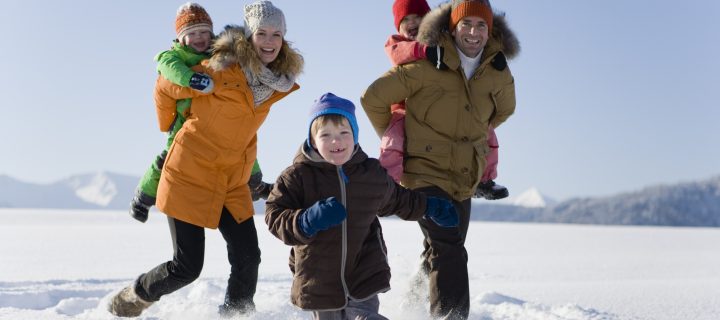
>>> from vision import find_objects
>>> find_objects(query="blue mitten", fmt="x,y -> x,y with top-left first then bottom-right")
425,197 -> 459,227
299,197 -> 347,237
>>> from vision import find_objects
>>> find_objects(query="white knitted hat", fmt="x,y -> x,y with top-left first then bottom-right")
243,0 -> 286,38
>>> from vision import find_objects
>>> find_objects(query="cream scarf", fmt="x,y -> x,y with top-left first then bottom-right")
243,64 -> 295,106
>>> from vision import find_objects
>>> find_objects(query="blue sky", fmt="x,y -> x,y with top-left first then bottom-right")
1,0 -> 719,200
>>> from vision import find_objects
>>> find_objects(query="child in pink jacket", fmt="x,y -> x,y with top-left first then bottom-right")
381,0 -> 509,200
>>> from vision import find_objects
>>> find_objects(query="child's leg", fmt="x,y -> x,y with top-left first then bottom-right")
476,126 -> 509,200
130,115 -> 187,222
129,150 -> 166,222
481,125 -> 499,182
312,310 -> 343,320
344,295 -> 388,320
378,108 -> 406,183
135,150 -> 167,200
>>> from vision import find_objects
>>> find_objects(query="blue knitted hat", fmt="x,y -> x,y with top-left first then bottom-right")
307,92 -> 359,148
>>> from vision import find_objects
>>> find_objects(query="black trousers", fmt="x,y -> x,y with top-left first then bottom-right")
135,207 -> 261,310
416,186 -> 471,320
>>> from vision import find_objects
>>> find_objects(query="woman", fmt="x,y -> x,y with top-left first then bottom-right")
109,1 -> 303,317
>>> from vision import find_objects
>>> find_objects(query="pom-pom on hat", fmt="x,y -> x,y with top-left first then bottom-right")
449,0 -> 493,34
244,0 -> 287,39
175,2 -> 213,42
307,93 -> 359,147
392,0 -> 431,31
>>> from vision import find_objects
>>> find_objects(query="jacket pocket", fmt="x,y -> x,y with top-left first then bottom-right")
174,132 -> 218,162
405,138 -> 451,177
162,132 -> 218,191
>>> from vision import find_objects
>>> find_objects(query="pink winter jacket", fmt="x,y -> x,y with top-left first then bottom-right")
379,35 -> 427,183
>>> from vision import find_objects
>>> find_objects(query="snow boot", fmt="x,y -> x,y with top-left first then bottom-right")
218,300 -> 256,318
108,285 -> 154,317
474,180 -> 509,200
129,190 -> 155,223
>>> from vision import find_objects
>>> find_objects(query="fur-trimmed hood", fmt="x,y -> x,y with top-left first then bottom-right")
208,25 -> 304,79
417,3 -> 520,60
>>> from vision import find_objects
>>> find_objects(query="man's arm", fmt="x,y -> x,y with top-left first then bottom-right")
361,65 -> 422,138
489,77 -> 516,129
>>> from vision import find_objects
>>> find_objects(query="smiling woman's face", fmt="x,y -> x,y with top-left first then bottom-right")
251,26 -> 283,65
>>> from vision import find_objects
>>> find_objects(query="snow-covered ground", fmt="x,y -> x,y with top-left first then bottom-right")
1,208 -> 719,320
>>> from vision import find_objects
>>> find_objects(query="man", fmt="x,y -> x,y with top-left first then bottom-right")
361,1 -> 519,318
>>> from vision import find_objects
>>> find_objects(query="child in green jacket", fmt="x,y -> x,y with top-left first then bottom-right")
130,3 -> 272,223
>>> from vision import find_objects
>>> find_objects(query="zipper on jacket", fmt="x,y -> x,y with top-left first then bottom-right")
337,166 -> 351,299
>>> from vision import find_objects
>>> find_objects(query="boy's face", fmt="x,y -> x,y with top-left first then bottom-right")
399,14 -> 423,40
183,29 -> 212,53
251,26 -> 283,66
311,118 -> 354,166
451,16 -> 489,58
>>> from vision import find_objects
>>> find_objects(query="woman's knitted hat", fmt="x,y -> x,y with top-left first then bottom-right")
175,2 -> 213,42
449,0 -> 493,34
243,0 -> 286,38
392,0 -> 431,31
307,93 -> 359,147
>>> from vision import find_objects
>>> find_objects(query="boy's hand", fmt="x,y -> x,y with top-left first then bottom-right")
299,197 -> 347,237
424,196 -> 458,227
189,73 -> 214,94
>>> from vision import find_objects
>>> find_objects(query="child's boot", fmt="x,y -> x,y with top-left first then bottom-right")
475,180 -> 509,200
129,190 -> 155,223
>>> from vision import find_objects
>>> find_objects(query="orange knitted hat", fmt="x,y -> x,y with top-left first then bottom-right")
175,3 -> 213,41
449,0 -> 493,34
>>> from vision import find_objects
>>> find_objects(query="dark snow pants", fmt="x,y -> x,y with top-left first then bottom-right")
135,207 -> 260,310
415,186 -> 471,320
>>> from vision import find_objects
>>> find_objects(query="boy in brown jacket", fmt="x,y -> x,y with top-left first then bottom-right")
264,92 -> 458,320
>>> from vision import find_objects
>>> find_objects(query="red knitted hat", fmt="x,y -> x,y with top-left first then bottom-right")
392,0 -> 431,31
449,0 -> 493,34
175,3 -> 213,41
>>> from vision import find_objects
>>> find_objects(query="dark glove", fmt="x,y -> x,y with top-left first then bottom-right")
129,191 -> 155,223
425,46 -> 448,70
189,72 -> 214,94
248,171 -> 273,201
424,196 -> 458,227
299,197 -> 347,237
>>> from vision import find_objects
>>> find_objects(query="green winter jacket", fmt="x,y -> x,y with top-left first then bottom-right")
361,4 -> 520,202
154,42 -> 210,127
155,41 -> 209,87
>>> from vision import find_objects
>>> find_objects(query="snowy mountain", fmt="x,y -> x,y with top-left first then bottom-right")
539,176 -> 720,227
472,176 -> 720,227
0,172 -> 137,210
511,187 -> 557,208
